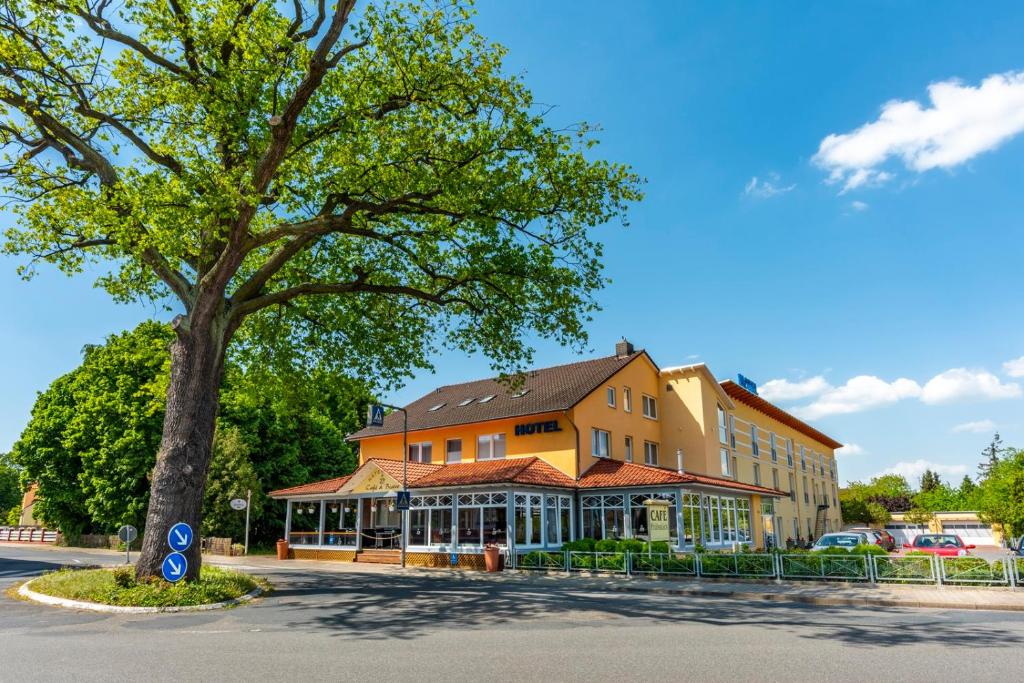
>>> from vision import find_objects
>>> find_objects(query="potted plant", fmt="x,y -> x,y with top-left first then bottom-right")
483,543 -> 502,572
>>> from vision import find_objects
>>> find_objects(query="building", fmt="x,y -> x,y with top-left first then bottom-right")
270,341 -> 843,561
18,483 -> 39,528
883,511 -> 1004,547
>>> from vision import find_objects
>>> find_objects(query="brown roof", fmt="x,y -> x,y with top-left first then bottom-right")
269,475 -> 353,497
720,380 -> 843,450
349,351 -> 652,440
365,458 -> 444,483
578,459 -> 786,497
411,457 -> 576,489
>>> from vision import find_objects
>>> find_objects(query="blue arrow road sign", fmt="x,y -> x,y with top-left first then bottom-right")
162,552 -> 187,582
396,490 -> 411,511
167,522 -> 193,552
368,404 -> 385,427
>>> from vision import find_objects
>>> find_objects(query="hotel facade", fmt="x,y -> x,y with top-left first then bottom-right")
270,341 -> 843,563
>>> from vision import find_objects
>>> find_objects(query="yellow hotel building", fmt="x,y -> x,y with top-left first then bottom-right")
271,340 -> 843,561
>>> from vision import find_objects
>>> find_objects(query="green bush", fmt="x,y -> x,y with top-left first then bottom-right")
619,539 -> 645,554
594,539 -> 620,553
642,541 -> 670,554
111,566 -> 135,589
562,538 -> 596,552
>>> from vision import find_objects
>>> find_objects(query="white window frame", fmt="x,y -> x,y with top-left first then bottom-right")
720,447 -> 731,477
477,433 -> 506,461
753,463 -> 761,486
786,439 -> 794,468
642,394 -> 658,420
408,442 -> 432,463
717,405 -> 728,444
623,387 -> 633,413
643,441 -> 659,466
591,428 -> 611,458
445,438 -> 462,464
751,425 -> 759,457
624,435 -> 634,463
770,433 -> 778,462
606,386 -> 616,408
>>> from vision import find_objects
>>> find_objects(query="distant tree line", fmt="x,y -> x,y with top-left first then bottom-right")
839,433 -> 1024,539
9,322 -> 372,547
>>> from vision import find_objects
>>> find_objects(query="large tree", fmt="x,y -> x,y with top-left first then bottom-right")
0,1 -> 640,578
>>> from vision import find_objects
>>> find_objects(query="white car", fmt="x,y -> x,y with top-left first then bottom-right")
811,532 -> 872,551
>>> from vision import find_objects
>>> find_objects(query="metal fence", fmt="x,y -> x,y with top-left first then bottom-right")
510,549 -> 1021,589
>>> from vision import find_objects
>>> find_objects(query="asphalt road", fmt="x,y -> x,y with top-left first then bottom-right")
2,544 -> 1023,682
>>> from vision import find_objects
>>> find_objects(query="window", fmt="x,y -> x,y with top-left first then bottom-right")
606,386 -> 616,407
624,436 -> 634,463
643,441 -> 659,466
772,468 -> 779,490
457,492 -> 508,546
591,428 -> 611,458
581,494 -> 624,540
477,433 -> 506,460
409,495 -> 453,546
428,402 -> 445,412
445,439 -> 462,464
642,394 -> 658,419
511,389 -> 530,399
720,448 -> 731,477
458,398 -> 474,406
479,394 -> 496,403
730,416 -> 736,448
681,493 -> 700,546
545,494 -> 573,546
751,425 -> 759,457
803,476 -> 809,504
770,433 -> 778,462
800,446 -> 807,471
753,463 -> 761,486
786,439 -> 794,468
788,473 -> 796,502
408,442 -> 432,463
323,499 -> 358,547
718,405 -> 728,444
623,387 -> 633,413
732,456 -> 738,480
514,494 -> 544,546
833,484 -> 838,508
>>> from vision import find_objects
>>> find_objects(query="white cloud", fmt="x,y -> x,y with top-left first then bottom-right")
759,376 -> 831,402
919,368 -> 1021,404
814,71 -> 1024,192
850,200 -> 869,211
836,443 -> 866,457
792,375 -> 922,420
951,419 -> 996,434
876,459 -> 968,482
1003,356 -> 1024,377
744,173 -> 795,198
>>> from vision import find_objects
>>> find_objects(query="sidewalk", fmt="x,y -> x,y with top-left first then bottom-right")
7,542 -> 1023,613
207,551 -> 1024,613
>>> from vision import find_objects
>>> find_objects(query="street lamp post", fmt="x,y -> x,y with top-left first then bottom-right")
369,402 -> 409,569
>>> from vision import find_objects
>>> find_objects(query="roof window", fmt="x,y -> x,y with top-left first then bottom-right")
511,389 -> 530,398
458,398 -> 475,407
479,394 -> 496,403
428,403 -> 446,411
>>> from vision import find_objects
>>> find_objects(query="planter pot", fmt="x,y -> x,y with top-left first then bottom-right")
484,546 -> 502,572
276,539 -> 289,560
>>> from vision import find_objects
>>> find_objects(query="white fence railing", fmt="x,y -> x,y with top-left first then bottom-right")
0,527 -> 58,543
511,549 -> 1020,589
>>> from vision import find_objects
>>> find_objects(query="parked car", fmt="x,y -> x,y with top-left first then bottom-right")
847,527 -> 896,551
811,532 -> 872,551
903,534 -> 974,557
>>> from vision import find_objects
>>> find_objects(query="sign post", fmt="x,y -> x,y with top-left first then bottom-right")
368,403 -> 409,568
118,524 -> 137,565
644,499 -> 671,556
230,493 -> 251,555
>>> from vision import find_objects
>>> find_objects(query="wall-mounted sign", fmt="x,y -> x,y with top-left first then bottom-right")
644,499 -> 671,543
514,420 -> 563,436
737,374 -> 758,395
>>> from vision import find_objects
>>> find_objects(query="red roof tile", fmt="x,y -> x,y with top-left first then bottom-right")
578,459 -> 785,497
411,457 -> 576,489
366,458 -> 444,483
720,380 -> 843,449
268,475 -> 353,497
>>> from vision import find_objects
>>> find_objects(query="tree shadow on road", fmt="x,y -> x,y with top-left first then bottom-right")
269,570 -> 1024,647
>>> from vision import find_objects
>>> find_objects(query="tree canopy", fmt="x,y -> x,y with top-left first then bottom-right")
976,448 -> 1024,538
12,321 -> 370,544
0,452 -> 21,524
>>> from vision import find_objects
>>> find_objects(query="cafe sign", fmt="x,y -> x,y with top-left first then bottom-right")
644,499 -> 671,543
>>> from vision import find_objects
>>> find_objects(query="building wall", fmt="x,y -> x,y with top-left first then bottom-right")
358,411 -> 578,474
570,353 -> 663,475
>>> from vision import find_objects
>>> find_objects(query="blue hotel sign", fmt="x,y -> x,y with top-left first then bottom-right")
737,374 -> 758,395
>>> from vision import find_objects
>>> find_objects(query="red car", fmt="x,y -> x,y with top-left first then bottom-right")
902,533 -> 975,557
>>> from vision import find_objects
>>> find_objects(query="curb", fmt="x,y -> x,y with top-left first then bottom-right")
17,578 -> 263,614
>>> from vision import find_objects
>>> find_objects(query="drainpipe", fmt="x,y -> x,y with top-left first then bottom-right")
564,410 -> 581,481
563,410 -> 581,539
676,448 -> 684,475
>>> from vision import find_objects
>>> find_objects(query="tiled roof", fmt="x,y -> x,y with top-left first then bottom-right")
268,475 -> 353,497
349,351 -> 651,439
578,459 -> 786,497
411,457 -> 576,489
366,458 -> 443,483
720,380 -> 843,450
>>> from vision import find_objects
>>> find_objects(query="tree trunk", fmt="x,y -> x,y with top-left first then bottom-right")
135,314 -> 229,581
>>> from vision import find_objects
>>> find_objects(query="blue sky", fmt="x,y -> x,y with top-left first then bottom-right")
3,1 -> 1023,487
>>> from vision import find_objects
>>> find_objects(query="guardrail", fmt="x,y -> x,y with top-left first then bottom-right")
510,549 -> 1021,589
0,527 -> 58,543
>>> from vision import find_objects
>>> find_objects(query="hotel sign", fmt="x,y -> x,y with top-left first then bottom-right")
514,420 -> 563,436
644,499 -> 671,543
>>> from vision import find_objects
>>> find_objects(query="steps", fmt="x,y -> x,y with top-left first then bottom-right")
355,550 -> 401,564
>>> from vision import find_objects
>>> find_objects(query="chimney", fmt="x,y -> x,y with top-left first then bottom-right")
615,337 -> 634,358
676,448 -> 685,475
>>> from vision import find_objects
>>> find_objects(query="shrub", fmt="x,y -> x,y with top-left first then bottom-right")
111,566 -> 136,589
562,538 -> 596,552
642,541 -> 670,554
594,539 -> 620,553
619,539 -> 645,554
693,544 -> 706,554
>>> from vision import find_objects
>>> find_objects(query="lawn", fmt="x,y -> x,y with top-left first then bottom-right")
28,565 -> 264,608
